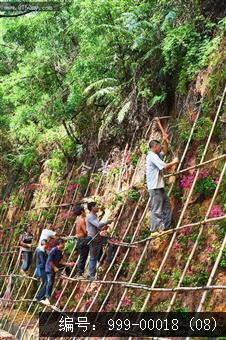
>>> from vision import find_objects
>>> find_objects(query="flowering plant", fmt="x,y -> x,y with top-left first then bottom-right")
63,210 -> 76,220
121,296 -> 132,307
66,183 -> 77,192
210,205 -> 224,218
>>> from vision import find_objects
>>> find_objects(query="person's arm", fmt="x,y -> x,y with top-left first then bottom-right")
49,260 -> 59,272
88,215 -> 111,230
164,157 -> 179,170
19,235 -> 31,249
162,133 -> 169,155
156,118 -> 169,155
59,258 -> 75,267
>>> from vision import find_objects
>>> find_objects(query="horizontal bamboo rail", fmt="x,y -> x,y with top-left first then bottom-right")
165,154 -> 225,178
131,214 -> 226,245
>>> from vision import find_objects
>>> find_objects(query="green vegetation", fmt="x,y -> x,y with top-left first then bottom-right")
0,0 -> 225,189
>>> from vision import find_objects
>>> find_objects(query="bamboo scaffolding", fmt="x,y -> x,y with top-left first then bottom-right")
137,85 -> 226,317
2,164 -> 77,332
196,234 -> 226,312
0,88 -> 225,339
167,162 -> 226,311
24,160 -> 107,340
15,162 -> 93,338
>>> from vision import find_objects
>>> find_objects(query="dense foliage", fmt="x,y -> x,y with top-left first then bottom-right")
0,0 -> 225,188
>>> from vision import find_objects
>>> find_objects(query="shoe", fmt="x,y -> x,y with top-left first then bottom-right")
40,298 -> 50,306
87,276 -> 95,281
77,275 -> 84,280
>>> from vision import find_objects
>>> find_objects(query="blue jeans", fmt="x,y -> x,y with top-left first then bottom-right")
149,188 -> 172,231
22,251 -> 32,272
89,238 -> 103,277
45,273 -> 55,298
36,270 -> 47,301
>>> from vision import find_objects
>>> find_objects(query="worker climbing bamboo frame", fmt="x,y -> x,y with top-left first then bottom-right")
0,87 -> 225,339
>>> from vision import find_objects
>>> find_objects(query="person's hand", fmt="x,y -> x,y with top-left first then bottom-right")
163,132 -> 169,141
173,157 -> 179,163
54,267 -> 59,273
108,219 -> 114,224
69,262 -> 75,267
100,230 -> 108,237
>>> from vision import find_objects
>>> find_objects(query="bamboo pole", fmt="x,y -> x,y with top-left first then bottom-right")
164,154 -> 225,178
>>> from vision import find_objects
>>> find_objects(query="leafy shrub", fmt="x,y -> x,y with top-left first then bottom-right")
128,188 -> 141,202
76,176 -> 89,189
193,117 -> 212,141
65,239 -> 76,256
195,176 -> 216,197
178,115 -> 191,142
220,249 -> 226,268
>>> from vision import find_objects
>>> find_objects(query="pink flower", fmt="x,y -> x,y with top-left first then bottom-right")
187,267 -> 193,275
180,175 -> 195,189
140,189 -> 146,197
67,184 -> 77,192
210,205 -> 224,218
199,169 -> 209,179
63,210 -> 75,220
85,299 -> 92,308
188,239 -> 194,248
206,246 -> 213,253
173,242 -> 181,252
54,290 -> 62,300
108,161 -> 119,170
124,152 -> 131,164
121,296 -> 132,307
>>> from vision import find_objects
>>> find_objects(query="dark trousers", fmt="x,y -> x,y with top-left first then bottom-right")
45,273 -> 55,298
22,251 -> 32,272
36,271 -> 47,301
89,238 -> 103,277
76,237 -> 91,275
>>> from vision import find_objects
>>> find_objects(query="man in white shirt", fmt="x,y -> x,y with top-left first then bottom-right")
38,223 -> 56,250
146,135 -> 179,234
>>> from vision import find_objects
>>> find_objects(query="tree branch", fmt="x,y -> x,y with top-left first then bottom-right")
0,11 -> 35,18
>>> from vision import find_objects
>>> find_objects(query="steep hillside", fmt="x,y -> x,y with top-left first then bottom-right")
0,0 -> 225,338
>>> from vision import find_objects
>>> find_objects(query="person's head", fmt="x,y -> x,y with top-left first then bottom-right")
149,140 -> 161,154
40,239 -> 48,250
87,201 -> 98,214
56,238 -> 65,250
25,224 -> 32,234
46,222 -> 53,230
75,205 -> 85,217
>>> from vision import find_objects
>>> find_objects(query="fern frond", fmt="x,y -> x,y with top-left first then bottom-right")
83,78 -> 118,96
87,86 -> 119,106
117,101 -> 131,123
